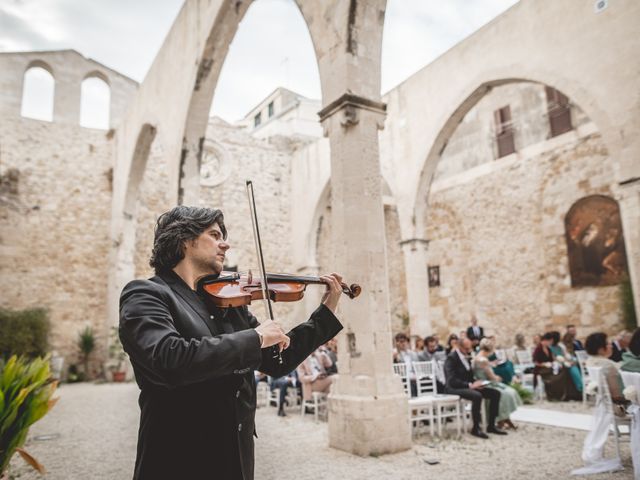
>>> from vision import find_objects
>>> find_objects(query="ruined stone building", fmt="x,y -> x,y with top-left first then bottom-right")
1,0 -> 638,456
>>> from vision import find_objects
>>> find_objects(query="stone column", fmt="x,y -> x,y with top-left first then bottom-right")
319,94 -> 411,456
618,178 -> 640,321
400,238 -> 431,337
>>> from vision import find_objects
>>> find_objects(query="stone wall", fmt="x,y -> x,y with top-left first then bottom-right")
434,82 -> 590,182
0,116 -> 114,369
426,131 -> 625,346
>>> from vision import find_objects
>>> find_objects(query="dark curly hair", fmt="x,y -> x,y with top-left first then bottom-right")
585,332 -> 608,356
149,206 -> 226,274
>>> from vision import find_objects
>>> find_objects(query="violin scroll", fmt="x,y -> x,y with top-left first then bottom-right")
343,283 -> 361,299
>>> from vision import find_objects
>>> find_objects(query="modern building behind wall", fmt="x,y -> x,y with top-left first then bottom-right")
0,3 -> 637,370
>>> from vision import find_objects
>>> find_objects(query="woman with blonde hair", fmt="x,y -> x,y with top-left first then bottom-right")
473,338 -> 522,429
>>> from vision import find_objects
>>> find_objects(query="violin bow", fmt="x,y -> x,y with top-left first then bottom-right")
246,180 -> 283,364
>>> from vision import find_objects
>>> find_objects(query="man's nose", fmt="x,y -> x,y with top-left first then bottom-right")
220,241 -> 230,251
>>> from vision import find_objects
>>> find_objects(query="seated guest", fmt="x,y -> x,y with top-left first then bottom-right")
269,371 -> 298,417
549,331 -> 563,357
566,324 -> 584,351
489,348 -> 516,385
419,335 -> 439,361
533,332 -> 581,401
255,371 -> 268,385
444,338 -> 505,439
466,314 -> 484,347
297,349 -> 334,402
586,332 -> 627,410
510,333 -> 529,365
419,335 -> 445,393
445,334 -> 459,355
550,330 -> 581,392
610,330 -> 631,362
473,339 -> 522,430
413,335 -> 425,354
532,333 -> 541,351
393,333 -> 420,366
621,328 -> 640,373
433,334 -> 445,352
393,332 -> 419,396
320,338 -> 338,375
560,332 -> 583,393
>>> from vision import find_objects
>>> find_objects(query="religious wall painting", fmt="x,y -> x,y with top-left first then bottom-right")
565,195 -> 628,287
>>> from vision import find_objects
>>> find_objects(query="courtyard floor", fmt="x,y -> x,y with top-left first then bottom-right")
8,382 -> 635,480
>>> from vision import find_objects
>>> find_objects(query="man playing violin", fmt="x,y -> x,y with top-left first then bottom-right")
119,206 -> 344,480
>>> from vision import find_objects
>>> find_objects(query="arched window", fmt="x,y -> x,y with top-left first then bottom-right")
21,65 -> 55,121
565,195 -> 628,287
80,75 -> 110,129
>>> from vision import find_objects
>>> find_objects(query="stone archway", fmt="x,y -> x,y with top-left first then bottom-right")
110,0 -> 409,456
413,77 -> 630,343
109,0 -> 324,323
394,1 -> 640,324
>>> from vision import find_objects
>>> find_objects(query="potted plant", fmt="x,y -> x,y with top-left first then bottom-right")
0,356 -> 59,478
77,326 -> 95,380
107,326 -> 128,382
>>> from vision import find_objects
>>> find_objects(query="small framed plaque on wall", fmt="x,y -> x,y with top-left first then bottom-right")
428,266 -> 440,288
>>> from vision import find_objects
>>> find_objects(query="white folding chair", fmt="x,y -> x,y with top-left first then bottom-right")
256,382 -> 270,408
414,360 -> 462,437
588,366 -> 632,459
395,362 -> 434,436
576,350 -> 594,405
268,387 -> 300,410
514,349 -> 536,394
495,349 -> 507,363
392,363 -> 410,396
300,391 -> 327,423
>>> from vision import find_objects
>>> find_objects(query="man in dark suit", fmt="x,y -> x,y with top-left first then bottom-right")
567,325 -> 584,351
466,314 -> 484,347
444,338 -> 505,439
610,330 -> 631,362
119,206 -> 344,480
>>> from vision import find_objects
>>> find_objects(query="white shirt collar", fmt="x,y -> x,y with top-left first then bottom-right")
456,348 -> 471,370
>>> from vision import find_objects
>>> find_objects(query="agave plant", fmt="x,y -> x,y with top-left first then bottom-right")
0,355 -> 59,476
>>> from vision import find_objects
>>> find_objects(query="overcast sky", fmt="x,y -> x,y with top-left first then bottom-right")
0,0 -> 518,123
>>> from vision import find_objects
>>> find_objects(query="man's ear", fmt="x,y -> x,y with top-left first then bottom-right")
184,238 -> 197,252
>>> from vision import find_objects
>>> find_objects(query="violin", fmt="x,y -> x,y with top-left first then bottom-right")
199,180 -> 360,364
196,271 -> 361,309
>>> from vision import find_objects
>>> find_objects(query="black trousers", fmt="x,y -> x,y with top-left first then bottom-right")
446,387 -> 501,430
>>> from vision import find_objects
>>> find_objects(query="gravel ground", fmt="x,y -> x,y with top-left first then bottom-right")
7,383 -> 634,480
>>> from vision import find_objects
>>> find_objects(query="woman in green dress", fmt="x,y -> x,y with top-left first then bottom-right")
473,339 -> 523,429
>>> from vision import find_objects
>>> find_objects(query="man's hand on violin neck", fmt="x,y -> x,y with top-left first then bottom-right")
320,272 -> 343,314
255,319 -> 290,351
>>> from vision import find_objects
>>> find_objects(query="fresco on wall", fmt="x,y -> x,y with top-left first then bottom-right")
565,195 -> 628,287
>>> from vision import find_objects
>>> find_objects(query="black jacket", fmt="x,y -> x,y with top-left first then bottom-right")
119,270 -> 343,480
443,350 -> 474,390
610,341 -> 626,362
466,325 -> 484,341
